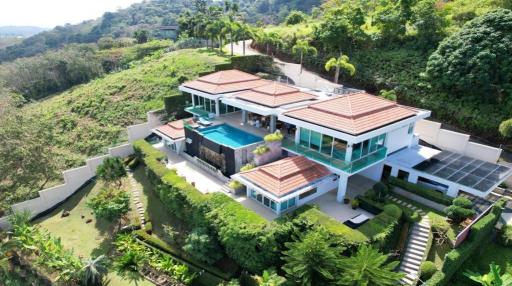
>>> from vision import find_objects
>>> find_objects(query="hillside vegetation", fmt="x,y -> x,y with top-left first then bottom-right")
0,49 -> 227,213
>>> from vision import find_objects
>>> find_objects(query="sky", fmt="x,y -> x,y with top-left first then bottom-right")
0,0 -> 144,28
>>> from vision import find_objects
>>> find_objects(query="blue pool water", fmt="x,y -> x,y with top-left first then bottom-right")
198,124 -> 263,148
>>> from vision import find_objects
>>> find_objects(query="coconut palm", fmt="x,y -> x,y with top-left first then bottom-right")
337,245 -> 404,286
324,53 -> 356,84
81,255 -> 108,286
464,263 -> 512,286
292,39 -> 317,74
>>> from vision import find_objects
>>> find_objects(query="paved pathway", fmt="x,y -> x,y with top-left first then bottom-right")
127,170 -> 146,229
229,40 -> 340,91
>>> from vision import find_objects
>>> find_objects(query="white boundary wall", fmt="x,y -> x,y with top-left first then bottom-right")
415,119 -> 502,163
0,111 -> 162,230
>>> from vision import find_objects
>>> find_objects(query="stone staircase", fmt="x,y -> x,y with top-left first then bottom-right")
399,216 -> 431,285
127,170 -> 146,229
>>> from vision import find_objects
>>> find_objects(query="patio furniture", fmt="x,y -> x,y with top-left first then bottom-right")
344,213 -> 371,229
198,117 -> 212,126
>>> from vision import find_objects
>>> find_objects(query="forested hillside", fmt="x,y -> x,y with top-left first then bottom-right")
249,0 -> 512,144
0,0 -> 321,63
0,48 -> 227,214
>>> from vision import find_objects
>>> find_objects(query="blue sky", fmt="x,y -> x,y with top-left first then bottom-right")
0,0 -> 143,28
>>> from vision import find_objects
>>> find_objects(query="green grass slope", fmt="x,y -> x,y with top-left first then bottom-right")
25,48 -> 227,183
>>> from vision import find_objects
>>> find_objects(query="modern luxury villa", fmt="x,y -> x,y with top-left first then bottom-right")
150,69 -> 512,215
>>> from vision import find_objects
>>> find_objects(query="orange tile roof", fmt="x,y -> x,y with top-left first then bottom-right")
235,81 -> 317,107
183,69 -> 268,94
284,92 -> 417,135
239,156 -> 333,197
155,120 -> 185,140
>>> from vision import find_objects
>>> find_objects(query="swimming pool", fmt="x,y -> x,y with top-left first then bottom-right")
198,124 -> 263,148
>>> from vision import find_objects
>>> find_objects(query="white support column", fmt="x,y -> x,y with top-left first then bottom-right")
345,144 -> 353,162
242,110 -> 248,124
390,166 -> 399,177
270,115 -> 276,133
447,184 -> 459,197
191,93 -> 195,106
336,175 -> 349,202
294,127 -> 301,144
408,173 -> 419,184
215,99 -> 220,117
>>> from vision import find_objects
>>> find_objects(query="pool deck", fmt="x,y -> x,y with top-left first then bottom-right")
212,112 -> 270,138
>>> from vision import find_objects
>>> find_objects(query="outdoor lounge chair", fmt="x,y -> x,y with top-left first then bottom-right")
198,117 -> 212,126
344,213 -> 370,229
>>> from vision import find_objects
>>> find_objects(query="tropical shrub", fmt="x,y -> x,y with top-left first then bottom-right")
183,227 -> 223,265
444,197 -> 475,223
463,262 -> 512,286
240,163 -> 255,172
228,180 -> 244,190
388,177 -> 453,205
263,131 -> 284,142
373,182 -> 389,202
498,224 -> 512,247
421,261 -> 437,280
285,10 -> 308,25
86,188 -> 130,221
499,118 -> 512,138
96,156 -> 127,187
253,145 -> 270,155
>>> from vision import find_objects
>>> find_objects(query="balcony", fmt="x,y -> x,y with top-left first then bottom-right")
282,139 -> 387,174
184,105 -> 212,118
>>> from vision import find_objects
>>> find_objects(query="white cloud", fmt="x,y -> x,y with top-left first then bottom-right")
0,0 -> 143,28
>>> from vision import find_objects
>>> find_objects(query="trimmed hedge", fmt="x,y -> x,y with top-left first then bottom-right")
424,200 -> 505,285
359,204 -> 403,250
133,140 -> 279,273
388,177 -> 453,205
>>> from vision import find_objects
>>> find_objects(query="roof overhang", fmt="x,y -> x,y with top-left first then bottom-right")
152,128 -> 185,143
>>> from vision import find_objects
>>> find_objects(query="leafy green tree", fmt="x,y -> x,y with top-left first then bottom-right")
282,229 -> 343,285
337,244 -> 404,286
424,9 -> 512,103
499,119 -> 512,138
255,30 -> 283,55
254,269 -> 286,286
81,255 -> 108,286
324,54 -> 355,84
411,0 -> 447,48
86,188 -> 130,221
285,10 -> 308,25
96,157 -> 127,187
292,39 -> 317,73
182,227 -> 223,265
464,262 -> 512,286
133,29 -> 149,44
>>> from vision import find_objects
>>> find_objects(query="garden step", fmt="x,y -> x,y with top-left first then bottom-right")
404,252 -> 423,262
412,235 -> 429,243
408,243 -> 427,252
402,257 -> 422,267
400,265 -> 418,275
407,248 -> 425,257
411,230 -> 430,239
414,225 -> 431,232
400,275 -> 415,285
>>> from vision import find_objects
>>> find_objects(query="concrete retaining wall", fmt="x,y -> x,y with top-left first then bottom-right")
0,111 -> 162,230
414,119 -> 502,163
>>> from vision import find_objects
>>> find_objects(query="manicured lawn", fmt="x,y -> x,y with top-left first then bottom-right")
427,241 -> 452,270
34,172 -> 153,286
449,240 -> 512,285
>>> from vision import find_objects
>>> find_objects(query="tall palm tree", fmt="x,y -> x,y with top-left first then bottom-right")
81,255 -> 108,286
337,245 -> 404,286
464,263 -> 512,286
292,39 -> 317,74
324,53 -> 356,84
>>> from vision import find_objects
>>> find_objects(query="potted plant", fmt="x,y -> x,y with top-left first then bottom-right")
343,195 -> 350,204
228,180 -> 246,195
351,199 -> 359,210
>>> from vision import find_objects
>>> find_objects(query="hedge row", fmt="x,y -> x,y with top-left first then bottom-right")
388,177 -> 453,205
424,200 -> 505,285
133,139 -> 279,272
359,204 -> 403,250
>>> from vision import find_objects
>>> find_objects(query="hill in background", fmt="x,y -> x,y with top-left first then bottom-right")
0,26 -> 48,38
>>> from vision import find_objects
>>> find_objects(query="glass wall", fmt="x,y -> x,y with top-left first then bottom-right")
281,197 -> 296,211
351,134 -> 387,161
249,189 -> 277,212
193,95 -> 240,114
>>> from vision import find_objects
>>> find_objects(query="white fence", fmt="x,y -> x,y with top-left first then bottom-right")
0,111 -> 162,230
415,120 -> 502,163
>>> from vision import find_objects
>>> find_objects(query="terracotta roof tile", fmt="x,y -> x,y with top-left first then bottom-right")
235,82 -> 317,107
284,92 -> 417,135
239,156 -> 333,197
155,120 -> 185,140
183,69 -> 268,94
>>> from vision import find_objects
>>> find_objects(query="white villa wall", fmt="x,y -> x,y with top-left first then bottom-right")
296,176 -> 338,207
127,110 -> 163,142
414,119 -> 501,163
359,162 -> 384,182
386,124 -> 412,154
0,111 -> 161,230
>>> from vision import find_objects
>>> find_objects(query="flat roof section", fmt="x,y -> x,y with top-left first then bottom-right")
235,81 -> 317,108
413,150 -> 512,192
283,92 -> 417,135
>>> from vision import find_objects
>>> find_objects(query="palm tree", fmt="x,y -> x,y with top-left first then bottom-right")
292,39 -> 317,74
255,30 -> 282,56
337,245 -> 404,286
464,263 -> 512,286
282,230 -> 343,285
324,53 -> 356,84
253,269 -> 286,286
114,251 -> 145,285
81,255 -> 108,286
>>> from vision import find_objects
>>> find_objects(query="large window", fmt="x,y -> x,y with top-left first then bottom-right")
281,197 -> 296,211
321,135 -> 333,156
310,131 -> 322,151
332,138 -> 347,160
351,134 -> 387,161
249,189 -> 278,213
300,128 -> 310,147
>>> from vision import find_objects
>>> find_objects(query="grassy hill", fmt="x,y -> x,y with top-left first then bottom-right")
25,48 -> 227,183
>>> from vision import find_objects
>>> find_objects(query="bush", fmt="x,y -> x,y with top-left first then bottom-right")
183,227 -> 223,265
498,224 -> 512,246
86,188 -> 130,221
253,145 -> 270,155
420,261 -> 437,280
499,118 -> 512,138
373,182 -> 389,202
388,177 -> 453,205
240,163 -> 255,172
357,194 -> 385,215
452,197 -> 472,208
444,197 -> 475,223
228,180 -> 244,190
285,10 -> 308,25
264,131 -> 284,142
425,271 -> 445,286
383,204 -> 402,219
96,156 -> 127,186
